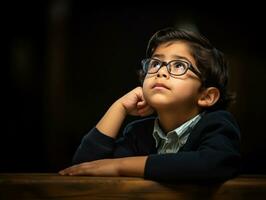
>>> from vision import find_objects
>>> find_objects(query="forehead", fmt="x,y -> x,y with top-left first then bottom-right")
153,41 -> 195,64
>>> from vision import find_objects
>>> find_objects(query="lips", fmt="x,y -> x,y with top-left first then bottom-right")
152,83 -> 170,90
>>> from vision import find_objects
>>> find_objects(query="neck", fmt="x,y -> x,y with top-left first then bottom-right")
156,108 -> 199,133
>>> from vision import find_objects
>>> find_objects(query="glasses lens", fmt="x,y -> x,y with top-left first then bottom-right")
143,59 -> 161,74
169,60 -> 188,75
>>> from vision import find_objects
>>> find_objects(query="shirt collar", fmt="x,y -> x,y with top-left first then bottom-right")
152,113 -> 203,148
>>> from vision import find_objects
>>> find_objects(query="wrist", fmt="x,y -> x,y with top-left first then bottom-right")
114,99 -> 127,117
116,156 -> 147,177
96,99 -> 127,139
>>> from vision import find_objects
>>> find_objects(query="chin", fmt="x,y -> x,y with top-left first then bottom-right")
147,99 -> 171,110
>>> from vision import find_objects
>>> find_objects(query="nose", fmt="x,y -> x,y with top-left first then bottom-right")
156,65 -> 170,79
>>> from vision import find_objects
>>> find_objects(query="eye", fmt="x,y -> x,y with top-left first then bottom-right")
149,59 -> 161,69
172,61 -> 186,70
168,60 -> 189,75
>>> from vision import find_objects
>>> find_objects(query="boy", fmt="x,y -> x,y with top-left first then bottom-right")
59,27 -> 241,181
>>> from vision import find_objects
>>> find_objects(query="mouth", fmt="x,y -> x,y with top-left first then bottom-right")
152,83 -> 170,90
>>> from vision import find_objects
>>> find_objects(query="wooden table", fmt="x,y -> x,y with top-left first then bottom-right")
1,173 -> 266,199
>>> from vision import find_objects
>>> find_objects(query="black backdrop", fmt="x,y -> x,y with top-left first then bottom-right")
4,2 -> 266,174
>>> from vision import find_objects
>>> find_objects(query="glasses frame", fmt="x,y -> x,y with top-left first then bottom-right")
141,58 -> 202,79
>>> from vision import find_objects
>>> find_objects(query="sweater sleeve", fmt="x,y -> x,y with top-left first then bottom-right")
144,111 -> 241,182
72,127 -> 115,164
71,117 -> 156,165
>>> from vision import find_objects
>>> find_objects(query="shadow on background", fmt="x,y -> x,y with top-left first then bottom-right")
4,2 -> 266,174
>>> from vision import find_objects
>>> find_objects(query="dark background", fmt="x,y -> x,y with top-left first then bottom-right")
4,1 -> 266,174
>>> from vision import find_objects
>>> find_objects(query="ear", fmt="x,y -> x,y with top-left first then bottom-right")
198,87 -> 220,108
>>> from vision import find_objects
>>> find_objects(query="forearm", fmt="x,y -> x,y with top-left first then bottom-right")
96,101 -> 126,139
118,156 -> 148,177
145,150 -> 241,181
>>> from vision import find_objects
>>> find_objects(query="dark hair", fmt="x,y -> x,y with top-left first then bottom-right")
139,27 -> 235,110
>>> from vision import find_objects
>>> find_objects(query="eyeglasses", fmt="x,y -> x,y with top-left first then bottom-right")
141,58 -> 201,78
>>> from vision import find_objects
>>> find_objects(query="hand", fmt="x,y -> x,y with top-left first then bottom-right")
59,159 -> 121,176
118,87 -> 154,117
59,156 -> 147,177
96,87 -> 154,138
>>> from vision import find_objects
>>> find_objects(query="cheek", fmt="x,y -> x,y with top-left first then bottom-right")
171,77 -> 200,94
174,83 -> 202,103
142,78 -> 148,88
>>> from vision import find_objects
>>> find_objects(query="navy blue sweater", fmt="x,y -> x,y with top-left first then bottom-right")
73,110 -> 241,182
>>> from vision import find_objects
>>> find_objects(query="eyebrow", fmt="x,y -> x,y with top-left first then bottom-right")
152,53 -> 192,63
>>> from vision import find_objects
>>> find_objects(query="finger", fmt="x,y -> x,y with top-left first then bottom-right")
60,166 -> 89,176
59,167 -> 74,175
59,167 -> 76,175
65,163 -> 99,176
138,105 -> 154,116
137,100 -> 147,109
59,163 -> 88,175
66,168 -> 89,176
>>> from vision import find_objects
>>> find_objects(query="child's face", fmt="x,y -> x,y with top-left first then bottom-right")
142,41 -> 203,113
